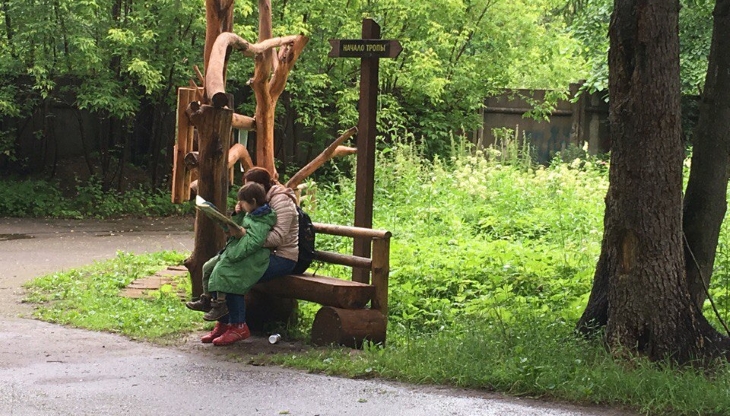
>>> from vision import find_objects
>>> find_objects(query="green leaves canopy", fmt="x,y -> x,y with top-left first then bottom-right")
0,0 -> 205,119
568,0 -> 713,95
1,0 -> 589,160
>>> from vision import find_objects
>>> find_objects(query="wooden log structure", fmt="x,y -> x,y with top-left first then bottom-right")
285,127 -> 358,189
183,102 -> 233,298
311,307 -> 387,348
206,32 -> 301,108
256,274 -> 375,309
171,87 -> 198,203
203,0 -> 234,104
227,143 -> 254,172
173,1 -> 391,348
249,222 -> 392,347
232,113 -> 256,130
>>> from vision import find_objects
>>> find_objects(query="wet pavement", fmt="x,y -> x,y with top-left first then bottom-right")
0,217 -> 631,416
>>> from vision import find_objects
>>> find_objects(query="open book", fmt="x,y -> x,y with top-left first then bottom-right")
195,195 -> 239,232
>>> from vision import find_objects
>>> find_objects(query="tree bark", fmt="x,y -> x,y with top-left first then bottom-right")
311,307 -> 387,348
576,0 -> 728,362
682,0 -> 730,309
203,0 -> 234,91
183,103 -> 232,298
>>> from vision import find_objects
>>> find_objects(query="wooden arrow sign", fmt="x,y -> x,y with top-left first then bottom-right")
328,39 -> 402,59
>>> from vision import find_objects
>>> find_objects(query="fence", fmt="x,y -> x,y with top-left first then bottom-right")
471,83 -> 610,163
4,84 -> 611,178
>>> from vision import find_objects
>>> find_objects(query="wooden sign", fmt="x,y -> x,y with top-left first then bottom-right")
328,39 -> 402,59
328,20 -> 402,284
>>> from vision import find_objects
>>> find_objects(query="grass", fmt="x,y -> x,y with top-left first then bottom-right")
23,251 -> 205,341
21,139 -> 730,415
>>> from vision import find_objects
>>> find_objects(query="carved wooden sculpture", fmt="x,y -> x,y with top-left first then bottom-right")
178,0 -> 358,298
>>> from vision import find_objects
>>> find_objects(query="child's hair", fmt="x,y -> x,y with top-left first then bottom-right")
243,167 -> 273,193
237,182 -> 267,207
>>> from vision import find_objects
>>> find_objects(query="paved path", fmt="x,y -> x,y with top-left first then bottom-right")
0,217 -> 628,416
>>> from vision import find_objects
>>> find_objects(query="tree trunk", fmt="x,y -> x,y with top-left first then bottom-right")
184,103 -> 232,298
682,0 -> 730,309
576,0 -> 727,363
252,0 -> 276,175
203,0 -> 234,85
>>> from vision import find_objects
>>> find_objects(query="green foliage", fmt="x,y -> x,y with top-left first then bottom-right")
679,0 -> 714,95
23,251 -> 202,340
0,179 -> 70,217
274,142 -> 730,415
569,0 -> 713,95
309,139 -> 606,333
225,0 -> 589,157
0,0 -> 205,118
0,128 -> 18,162
22,143 -> 730,415
0,178 -> 192,218
0,0 -> 206,176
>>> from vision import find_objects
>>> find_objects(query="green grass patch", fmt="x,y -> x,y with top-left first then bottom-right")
269,317 -> 730,415
23,251 -> 205,341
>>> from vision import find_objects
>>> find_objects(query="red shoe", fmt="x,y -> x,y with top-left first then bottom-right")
201,322 -> 229,343
213,323 -> 250,346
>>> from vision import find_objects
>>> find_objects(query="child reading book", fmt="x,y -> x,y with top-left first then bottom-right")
188,182 -> 277,346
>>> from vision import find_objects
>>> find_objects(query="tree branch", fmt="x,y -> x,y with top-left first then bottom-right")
232,113 -> 255,130
206,32 -> 300,107
270,35 -> 309,102
228,143 -> 254,171
285,127 -> 358,189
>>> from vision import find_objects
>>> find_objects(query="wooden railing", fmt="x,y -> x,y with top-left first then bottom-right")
254,222 -> 392,347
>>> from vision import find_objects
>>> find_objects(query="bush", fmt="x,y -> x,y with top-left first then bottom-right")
0,177 -> 193,218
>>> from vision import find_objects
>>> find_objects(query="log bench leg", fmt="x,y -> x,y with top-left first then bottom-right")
311,306 -> 386,348
245,289 -> 298,332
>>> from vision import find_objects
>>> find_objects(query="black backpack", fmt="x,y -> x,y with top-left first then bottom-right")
292,205 -> 316,274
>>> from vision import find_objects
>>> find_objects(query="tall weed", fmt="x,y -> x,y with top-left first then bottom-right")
307,138 -> 607,333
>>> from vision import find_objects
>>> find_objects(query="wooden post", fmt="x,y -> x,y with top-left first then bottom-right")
370,236 -> 390,317
327,25 -> 400,284
183,103 -> 233,298
253,0 -> 275,174
172,88 -> 196,203
352,18 -> 381,284
203,0 -> 234,103
569,82 -> 586,147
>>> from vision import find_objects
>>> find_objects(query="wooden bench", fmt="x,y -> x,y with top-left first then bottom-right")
248,222 -> 391,348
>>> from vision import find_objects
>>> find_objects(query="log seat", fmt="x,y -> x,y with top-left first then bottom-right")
255,273 -> 375,309
247,222 -> 391,348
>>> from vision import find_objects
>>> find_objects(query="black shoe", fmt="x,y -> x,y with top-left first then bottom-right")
185,294 -> 212,312
203,299 -> 229,321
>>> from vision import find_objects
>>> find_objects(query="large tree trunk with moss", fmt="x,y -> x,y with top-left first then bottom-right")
682,0 -> 730,309
576,0 -> 728,362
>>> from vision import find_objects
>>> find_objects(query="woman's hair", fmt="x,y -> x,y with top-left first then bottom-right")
237,182 -> 267,207
243,167 -> 273,193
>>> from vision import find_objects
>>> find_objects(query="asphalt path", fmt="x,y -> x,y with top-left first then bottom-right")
0,217 -> 630,416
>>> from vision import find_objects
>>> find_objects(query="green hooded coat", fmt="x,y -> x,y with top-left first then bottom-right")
208,204 -> 277,295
